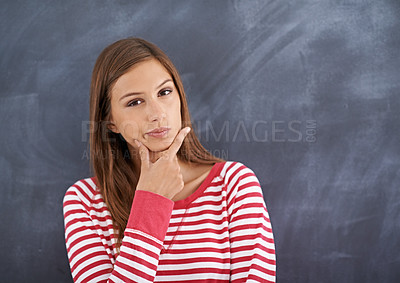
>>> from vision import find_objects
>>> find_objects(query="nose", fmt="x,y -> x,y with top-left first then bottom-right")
146,99 -> 166,122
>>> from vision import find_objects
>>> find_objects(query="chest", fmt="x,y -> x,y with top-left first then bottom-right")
156,193 -> 231,280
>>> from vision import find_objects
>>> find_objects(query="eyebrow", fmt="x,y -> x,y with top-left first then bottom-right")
118,79 -> 173,102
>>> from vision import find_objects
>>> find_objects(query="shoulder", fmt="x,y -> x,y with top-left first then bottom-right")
63,177 -> 100,210
218,161 -> 263,199
219,161 -> 259,185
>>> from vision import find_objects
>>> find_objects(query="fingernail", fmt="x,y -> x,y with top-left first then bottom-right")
185,127 -> 191,134
134,139 -> 141,147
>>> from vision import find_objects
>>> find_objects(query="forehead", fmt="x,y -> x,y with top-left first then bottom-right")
111,58 -> 172,96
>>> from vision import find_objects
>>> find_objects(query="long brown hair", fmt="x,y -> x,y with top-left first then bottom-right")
89,37 -> 223,250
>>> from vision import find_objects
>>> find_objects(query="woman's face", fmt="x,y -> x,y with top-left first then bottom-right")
108,58 -> 182,153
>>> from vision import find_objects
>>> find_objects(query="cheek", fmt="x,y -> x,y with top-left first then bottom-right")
118,119 -> 141,140
174,107 -> 182,127
172,97 -> 182,127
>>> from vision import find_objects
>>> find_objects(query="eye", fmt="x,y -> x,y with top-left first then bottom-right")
159,88 -> 172,97
127,99 -> 144,107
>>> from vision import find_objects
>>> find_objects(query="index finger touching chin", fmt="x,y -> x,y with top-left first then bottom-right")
167,127 -> 191,156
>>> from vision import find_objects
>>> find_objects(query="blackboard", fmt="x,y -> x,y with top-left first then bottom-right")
1,0 -> 399,282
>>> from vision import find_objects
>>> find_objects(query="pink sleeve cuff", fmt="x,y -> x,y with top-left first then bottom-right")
127,190 -> 174,241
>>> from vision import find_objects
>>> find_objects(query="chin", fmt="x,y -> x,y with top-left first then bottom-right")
146,139 -> 174,152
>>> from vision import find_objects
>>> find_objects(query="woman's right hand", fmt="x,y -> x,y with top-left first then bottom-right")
134,127 -> 191,200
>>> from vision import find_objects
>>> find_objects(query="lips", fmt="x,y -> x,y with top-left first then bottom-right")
145,127 -> 171,138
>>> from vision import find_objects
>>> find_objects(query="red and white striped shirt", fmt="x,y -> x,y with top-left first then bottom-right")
63,161 -> 276,282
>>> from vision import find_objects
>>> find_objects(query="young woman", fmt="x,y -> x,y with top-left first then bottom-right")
63,38 -> 276,282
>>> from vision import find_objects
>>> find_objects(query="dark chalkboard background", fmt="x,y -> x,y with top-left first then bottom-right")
1,0 -> 399,282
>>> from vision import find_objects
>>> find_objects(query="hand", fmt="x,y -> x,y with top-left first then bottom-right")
134,127 -> 191,200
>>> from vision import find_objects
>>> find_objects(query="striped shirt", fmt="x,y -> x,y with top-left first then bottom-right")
63,161 -> 276,282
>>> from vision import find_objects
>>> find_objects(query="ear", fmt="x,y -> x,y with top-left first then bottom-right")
107,122 -> 120,134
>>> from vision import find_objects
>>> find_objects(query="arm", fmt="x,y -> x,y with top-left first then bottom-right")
227,164 -> 276,282
63,186 -> 174,283
64,128 -> 191,282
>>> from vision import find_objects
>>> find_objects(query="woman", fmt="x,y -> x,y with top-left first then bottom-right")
63,38 -> 276,282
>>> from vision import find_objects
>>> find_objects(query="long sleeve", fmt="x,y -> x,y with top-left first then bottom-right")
226,163 -> 276,282
63,181 -> 174,283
